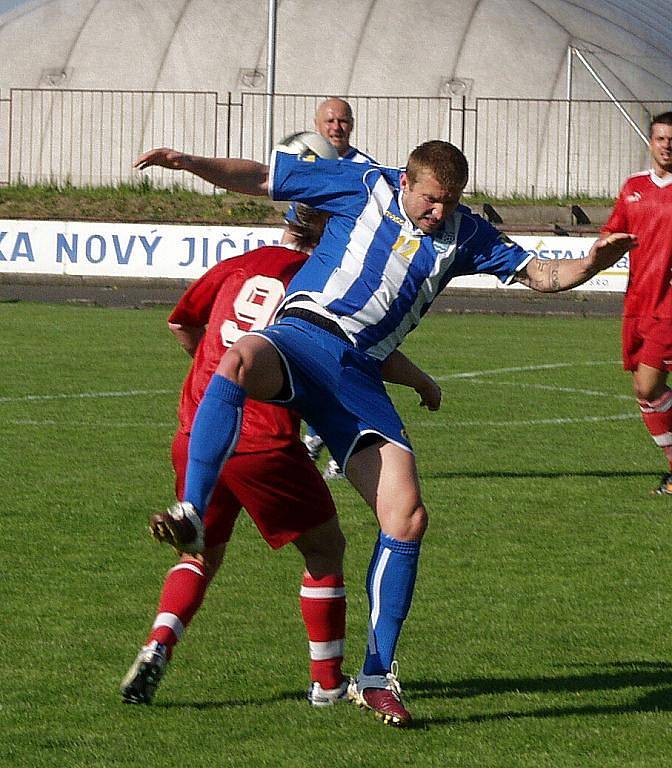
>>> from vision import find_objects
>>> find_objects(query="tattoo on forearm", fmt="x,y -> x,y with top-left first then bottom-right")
518,258 -> 563,292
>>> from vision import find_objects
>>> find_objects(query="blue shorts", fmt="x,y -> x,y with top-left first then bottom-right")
250,316 -> 413,470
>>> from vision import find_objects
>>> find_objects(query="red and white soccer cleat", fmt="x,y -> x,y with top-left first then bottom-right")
348,662 -> 412,727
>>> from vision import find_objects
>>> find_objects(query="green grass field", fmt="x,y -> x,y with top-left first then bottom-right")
3,303 -> 672,767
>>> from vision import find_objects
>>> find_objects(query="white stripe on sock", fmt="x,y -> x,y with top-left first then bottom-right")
653,432 -> 672,447
169,562 -> 205,577
300,586 -> 346,599
309,639 -> 344,660
369,546 -> 391,647
152,612 -> 185,640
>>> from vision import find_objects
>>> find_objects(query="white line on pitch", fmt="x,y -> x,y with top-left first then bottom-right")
435,360 -> 620,380
418,413 -> 639,428
459,377 -> 632,400
0,389 -> 175,404
3,419 -> 176,428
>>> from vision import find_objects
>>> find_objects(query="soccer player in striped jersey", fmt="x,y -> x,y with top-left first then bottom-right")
289,97 -> 376,479
135,140 -> 635,725
121,206 -> 440,708
601,112 -> 672,495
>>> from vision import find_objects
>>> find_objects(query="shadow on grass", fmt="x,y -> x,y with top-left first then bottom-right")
156,661 -> 672,727
406,660 -> 672,727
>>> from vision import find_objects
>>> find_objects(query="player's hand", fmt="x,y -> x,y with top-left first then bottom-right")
134,147 -> 190,171
590,232 -> 638,271
415,376 -> 442,411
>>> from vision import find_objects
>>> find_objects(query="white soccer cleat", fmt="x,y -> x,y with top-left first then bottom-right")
120,640 -> 168,705
149,501 -> 205,554
307,678 -> 350,707
322,459 -> 345,481
303,433 -> 324,462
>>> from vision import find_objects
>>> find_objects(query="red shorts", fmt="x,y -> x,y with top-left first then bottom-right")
622,316 -> 672,372
171,432 -> 336,549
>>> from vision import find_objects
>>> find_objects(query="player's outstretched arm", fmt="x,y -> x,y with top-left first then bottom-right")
134,148 -> 270,196
381,350 -> 442,411
513,232 -> 637,292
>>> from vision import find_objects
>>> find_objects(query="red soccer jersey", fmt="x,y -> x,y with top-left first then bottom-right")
168,245 -> 308,453
602,170 -> 672,318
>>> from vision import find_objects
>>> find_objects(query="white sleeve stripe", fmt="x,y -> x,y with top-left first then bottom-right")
169,562 -> 205,577
268,148 -> 281,199
152,612 -> 184,639
309,639 -> 345,660
300,586 -> 346,599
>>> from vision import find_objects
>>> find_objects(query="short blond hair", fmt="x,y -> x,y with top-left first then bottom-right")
406,141 -> 468,190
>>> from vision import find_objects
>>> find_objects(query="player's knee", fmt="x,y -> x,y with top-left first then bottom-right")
409,504 -> 429,540
632,377 -> 668,402
381,502 -> 428,542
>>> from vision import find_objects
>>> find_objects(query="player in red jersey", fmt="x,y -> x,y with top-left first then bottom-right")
602,111 -> 672,494
121,206 -> 442,707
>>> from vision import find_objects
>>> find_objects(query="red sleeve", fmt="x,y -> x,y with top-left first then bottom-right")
168,260 -> 238,327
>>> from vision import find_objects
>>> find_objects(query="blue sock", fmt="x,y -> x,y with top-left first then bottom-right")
184,375 -> 245,517
362,532 -> 420,676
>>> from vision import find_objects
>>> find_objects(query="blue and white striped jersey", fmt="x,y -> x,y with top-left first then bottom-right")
269,150 -> 532,360
340,146 -> 376,164
284,144 -> 375,224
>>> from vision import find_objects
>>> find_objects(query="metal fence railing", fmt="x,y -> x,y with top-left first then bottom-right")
2,89 -> 667,198
7,89 -> 219,192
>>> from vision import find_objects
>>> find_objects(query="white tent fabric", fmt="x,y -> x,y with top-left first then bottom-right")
1,0 -> 671,100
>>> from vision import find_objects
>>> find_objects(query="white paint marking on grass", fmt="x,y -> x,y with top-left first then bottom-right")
435,360 -> 620,380
4,419 -> 176,428
418,413 -> 639,428
0,389 -> 175,404
461,377 -> 632,401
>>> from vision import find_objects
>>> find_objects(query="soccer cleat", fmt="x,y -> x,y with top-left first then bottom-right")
120,641 -> 168,704
306,677 -> 350,707
653,473 -> 672,495
348,662 -> 412,727
149,501 -> 205,554
303,433 -> 324,462
322,459 -> 346,481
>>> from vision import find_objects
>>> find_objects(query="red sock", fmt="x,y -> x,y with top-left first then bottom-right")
300,573 -> 346,690
638,389 -> 672,469
147,558 -> 208,658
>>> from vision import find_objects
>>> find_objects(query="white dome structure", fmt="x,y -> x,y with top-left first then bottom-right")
1,0 -> 671,195
1,0 -> 671,99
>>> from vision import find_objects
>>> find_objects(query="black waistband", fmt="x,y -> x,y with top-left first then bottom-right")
280,307 -> 351,345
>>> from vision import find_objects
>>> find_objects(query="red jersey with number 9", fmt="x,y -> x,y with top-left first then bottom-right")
168,245 -> 308,453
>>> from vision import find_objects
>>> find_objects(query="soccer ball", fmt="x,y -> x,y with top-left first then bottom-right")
275,131 -> 338,160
